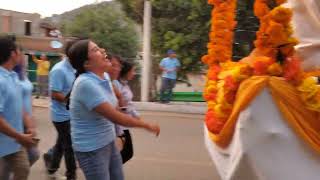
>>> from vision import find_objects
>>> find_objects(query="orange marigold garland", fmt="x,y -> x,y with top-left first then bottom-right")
202,0 -> 307,135
203,0 -> 239,134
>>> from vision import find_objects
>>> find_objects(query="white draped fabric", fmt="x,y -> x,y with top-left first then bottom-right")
205,1 -> 320,179
205,89 -> 320,180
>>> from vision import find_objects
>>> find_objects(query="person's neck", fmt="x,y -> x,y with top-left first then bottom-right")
91,70 -> 105,79
1,61 -> 15,71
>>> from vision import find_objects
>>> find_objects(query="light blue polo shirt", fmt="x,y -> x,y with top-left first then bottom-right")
70,72 -> 118,152
160,57 -> 181,79
20,78 -> 33,115
49,58 -> 75,122
0,67 -> 24,157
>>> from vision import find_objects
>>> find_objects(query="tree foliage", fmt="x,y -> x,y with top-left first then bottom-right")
61,2 -> 139,58
118,0 -> 212,79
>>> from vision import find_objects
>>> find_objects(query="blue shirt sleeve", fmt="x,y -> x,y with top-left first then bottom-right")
0,83 -> 6,113
77,80 -> 108,111
159,58 -> 165,67
49,69 -> 65,92
176,59 -> 181,67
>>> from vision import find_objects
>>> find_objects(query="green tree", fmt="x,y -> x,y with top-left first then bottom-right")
118,0 -> 212,79
61,3 -> 139,58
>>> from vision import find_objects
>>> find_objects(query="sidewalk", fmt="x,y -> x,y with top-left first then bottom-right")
32,97 -> 207,114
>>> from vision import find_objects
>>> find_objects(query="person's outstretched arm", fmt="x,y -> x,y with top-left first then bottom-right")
94,102 -> 160,136
31,54 -> 39,64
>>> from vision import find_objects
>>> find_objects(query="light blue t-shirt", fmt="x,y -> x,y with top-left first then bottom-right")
49,58 -> 75,122
159,57 -> 181,79
20,78 -> 33,116
0,67 -> 24,157
70,72 -> 118,152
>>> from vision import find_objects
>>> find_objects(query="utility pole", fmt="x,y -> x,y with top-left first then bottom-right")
141,0 -> 152,102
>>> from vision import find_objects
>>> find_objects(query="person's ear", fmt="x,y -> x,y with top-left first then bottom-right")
10,49 -> 18,59
83,60 -> 91,69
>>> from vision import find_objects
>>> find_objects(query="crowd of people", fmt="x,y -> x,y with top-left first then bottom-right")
0,36 -> 160,180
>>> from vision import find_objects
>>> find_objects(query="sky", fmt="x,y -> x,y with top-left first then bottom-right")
0,0 -> 113,18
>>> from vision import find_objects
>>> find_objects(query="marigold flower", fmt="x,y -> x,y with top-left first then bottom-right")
270,7 -> 292,24
205,111 -> 226,134
276,0 -> 287,5
252,56 -> 275,75
254,1 -> 270,18
267,63 -> 283,76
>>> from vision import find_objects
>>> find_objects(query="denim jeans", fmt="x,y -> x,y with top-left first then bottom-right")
160,77 -> 176,102
75,142 -> 124,180
37,75 -> 48,97
45,120 -> 76,178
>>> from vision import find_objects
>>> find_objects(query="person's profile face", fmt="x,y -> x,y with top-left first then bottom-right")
40,54 -> 47,60
12,48 -> 23,66
126,66 -> 135,81
87,41 -> 111,72
169,53 -> 176,58
110,58 -> 121,79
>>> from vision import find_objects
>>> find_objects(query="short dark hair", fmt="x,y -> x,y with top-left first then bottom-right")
119,60 -> 134,79
0,36 -> 17,65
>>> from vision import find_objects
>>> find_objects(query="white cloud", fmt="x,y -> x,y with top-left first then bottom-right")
0,0 -> 113,17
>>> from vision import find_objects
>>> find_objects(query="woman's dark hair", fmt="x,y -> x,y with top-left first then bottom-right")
65,39 -> 90,110
111,55 -> 122,62
119,60 -> 134,79
64,36 -> 88,57
64,40 -> 77,57
68,39 -> 90,78
0,36 -> 17,65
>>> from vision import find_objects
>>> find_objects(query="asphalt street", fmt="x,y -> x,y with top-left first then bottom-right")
29,107 -> 220,180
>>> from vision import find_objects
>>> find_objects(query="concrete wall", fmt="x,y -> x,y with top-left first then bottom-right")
0,9 -> 43,36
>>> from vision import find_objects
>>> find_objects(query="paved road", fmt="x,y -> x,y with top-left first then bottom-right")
29,107 -> 220,180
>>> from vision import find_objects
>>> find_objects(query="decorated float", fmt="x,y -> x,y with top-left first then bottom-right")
202,0 -> 320,179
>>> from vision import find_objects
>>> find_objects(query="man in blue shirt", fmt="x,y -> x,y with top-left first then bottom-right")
0,36 -> 37,180
43,40 -> 77,180
159,49 -> 181,103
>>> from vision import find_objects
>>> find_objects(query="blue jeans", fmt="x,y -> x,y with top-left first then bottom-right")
160,77 -> 176,102
75,142 -> 124,180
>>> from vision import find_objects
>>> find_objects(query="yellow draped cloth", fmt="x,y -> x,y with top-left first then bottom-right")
208,76 -> 320,153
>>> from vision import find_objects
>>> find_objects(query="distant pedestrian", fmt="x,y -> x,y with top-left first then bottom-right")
31,53 -> 50,98
43,40 -> 77,180
159,49 -> 181,103
0,36 -> 37,180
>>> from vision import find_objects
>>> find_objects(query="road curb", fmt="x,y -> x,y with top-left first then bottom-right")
32,98 -> 207,115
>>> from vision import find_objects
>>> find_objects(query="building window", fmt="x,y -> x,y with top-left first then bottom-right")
2,15 -> 11,33
24,20 -> 32,36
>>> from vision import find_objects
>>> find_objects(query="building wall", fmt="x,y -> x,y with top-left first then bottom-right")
0,9 -> 43,36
